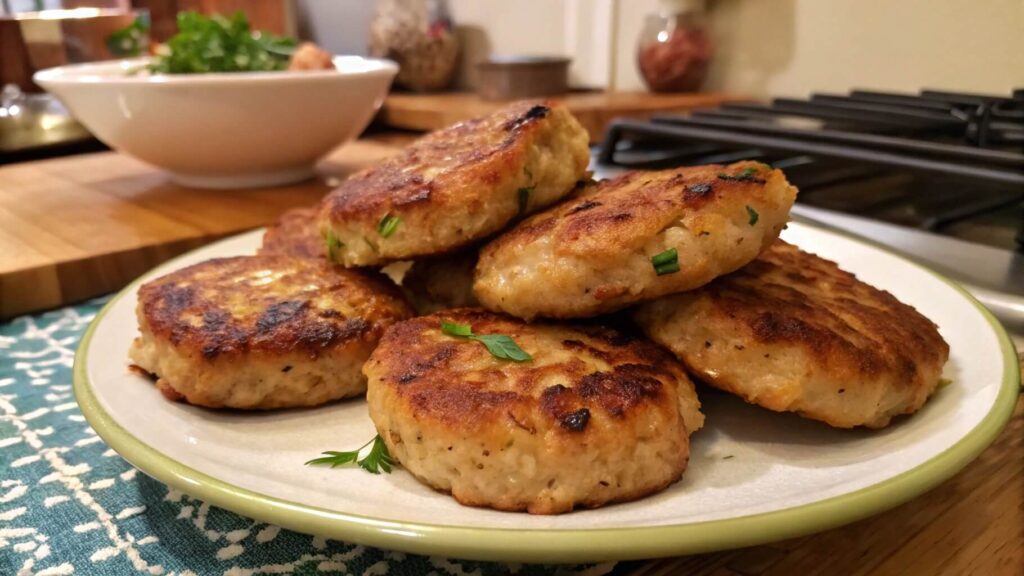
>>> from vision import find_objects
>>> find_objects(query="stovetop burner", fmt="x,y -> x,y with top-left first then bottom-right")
593,87 -> 1024,329
598,88 -> 1024,253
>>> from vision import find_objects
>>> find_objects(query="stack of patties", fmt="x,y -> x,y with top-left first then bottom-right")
130,99 -> 950,516
354,149 -> 801,512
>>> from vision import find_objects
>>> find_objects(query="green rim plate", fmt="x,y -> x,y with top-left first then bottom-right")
73,225 -> 1021,564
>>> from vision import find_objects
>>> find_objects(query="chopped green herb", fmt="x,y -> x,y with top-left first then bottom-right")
305,435 -> 394,474
722,455 -> 735,460
440,321 -> 473,337
651,248 -> 680,276
107,16 -> 149,57
378,213 -> 400,238
145,11 -> 297,75
324,229 -> 343,262
717,170 -> 766,184
517,187 -> 533,215
937,377 -> 953,389
746,205 -> 760,226
440,321 -> 533,362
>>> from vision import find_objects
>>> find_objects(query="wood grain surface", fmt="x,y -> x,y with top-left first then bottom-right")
380,91 -> 742,142
0,137 -> 408,319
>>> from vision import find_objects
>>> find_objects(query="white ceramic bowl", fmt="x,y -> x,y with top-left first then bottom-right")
34,57 -> 397,189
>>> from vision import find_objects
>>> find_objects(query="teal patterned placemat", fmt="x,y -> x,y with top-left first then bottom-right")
0,299 -> 615,575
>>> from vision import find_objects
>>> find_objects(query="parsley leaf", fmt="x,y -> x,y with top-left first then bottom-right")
746,205 -> 759,226
440,321 -> 533,362
651,248 -> 680,276
378,213 -> 400,238
107,16 -> 149,57
305,435 -> 394,475
472,334 -> 533,362
324,229 -> 343,262
147,11 -> 296,74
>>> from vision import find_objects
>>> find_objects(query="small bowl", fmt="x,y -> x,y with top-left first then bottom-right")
476,56 -> 570,101
34,56 -> 397,189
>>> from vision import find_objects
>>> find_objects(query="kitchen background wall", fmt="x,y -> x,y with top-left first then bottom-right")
296,0 -> 1024,96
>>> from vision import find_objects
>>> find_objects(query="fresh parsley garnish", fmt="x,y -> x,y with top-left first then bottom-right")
651,248 -> 680,276
440,321 -> 473,337
146,11 -> 297,74
440,321 -> 533,362
378,213 -> 400,238
325,229 -> 343,262
746,205 -> 759,226
107,16 -> 149,57
305,435 -> 394,474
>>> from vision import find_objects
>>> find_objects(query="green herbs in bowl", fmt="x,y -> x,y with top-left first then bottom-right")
147,11 -> 297,74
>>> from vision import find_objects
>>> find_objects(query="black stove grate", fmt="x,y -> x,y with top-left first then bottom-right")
599,88 -> 1024,252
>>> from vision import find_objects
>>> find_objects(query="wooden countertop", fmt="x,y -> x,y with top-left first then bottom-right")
0,135 -> 1020,574
0,135 -> 412,319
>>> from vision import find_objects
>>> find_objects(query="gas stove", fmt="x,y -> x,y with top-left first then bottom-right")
591,88 -> 1024,332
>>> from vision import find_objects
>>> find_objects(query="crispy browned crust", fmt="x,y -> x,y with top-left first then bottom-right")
705,241 -> 948,384
320,100 -> 579,257
137,256 -> 413,360
635,240 -> 950,428
483,162 -> 784,258
434,466 -> 685,514
257,207 -> 323,259
367,308 -> 685,433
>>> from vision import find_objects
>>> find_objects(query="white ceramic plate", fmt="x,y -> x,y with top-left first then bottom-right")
74,222 -> 1020,563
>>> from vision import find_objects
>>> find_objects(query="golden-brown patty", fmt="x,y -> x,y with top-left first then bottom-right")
129,255 -> 414,409
258,206 -> 323,259
634,241 -> 950,428
320,100 -> 590,266
474,162 -> 797,319
364,308 -> 703,514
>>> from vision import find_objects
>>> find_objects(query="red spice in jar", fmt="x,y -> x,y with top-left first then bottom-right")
638,27 -> 712,92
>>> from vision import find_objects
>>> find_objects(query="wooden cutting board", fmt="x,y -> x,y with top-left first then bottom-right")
380,91 -> 742,142
0,136 -> 411,320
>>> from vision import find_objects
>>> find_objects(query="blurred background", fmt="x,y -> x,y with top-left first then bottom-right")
5,0 -> 1023,96
2,0 -> 1022,324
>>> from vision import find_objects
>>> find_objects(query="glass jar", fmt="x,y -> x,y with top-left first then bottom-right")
368,0 -> 458,92
637,0 -> 713,93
